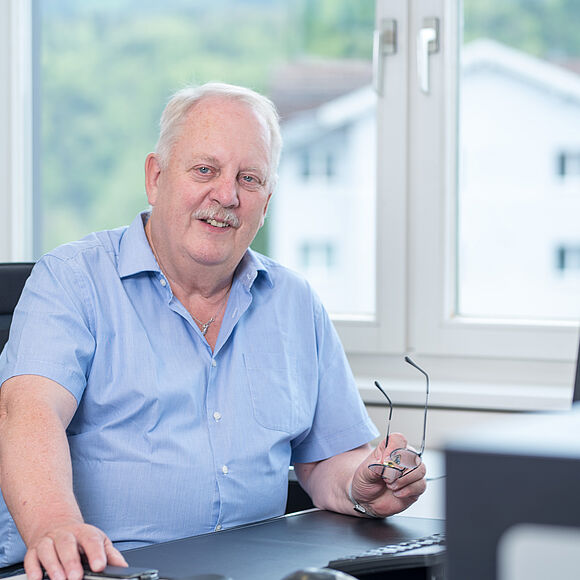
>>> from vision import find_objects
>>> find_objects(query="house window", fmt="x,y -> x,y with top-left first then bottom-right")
300,242 -> 336,270
298,148 -> 338,180
3,0 -> 580,391
557,152 -> 580,178
326,152 -> 336,178
556,245 -> 580,272
301,151 -> 311,179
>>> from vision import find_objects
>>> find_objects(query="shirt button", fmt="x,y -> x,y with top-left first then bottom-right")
213,411 -> 222,422
160,277 -> 167,287
215,524 -> 222,531
222,465 -> 229,474
211,359 -> 217,367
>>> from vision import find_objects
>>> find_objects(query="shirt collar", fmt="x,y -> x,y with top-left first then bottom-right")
235,249 -> 274,290
118,210 -> 273,290
118,211 -> 158,278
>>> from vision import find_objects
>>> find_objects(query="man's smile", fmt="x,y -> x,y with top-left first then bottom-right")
204,218 -> 230,228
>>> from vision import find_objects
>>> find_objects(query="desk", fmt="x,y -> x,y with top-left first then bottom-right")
124,510 -> 444,580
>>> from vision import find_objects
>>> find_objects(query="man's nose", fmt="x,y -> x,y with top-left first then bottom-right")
211,173 -> 239,208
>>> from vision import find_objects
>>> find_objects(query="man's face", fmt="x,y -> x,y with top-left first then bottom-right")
145,96 -> 273,272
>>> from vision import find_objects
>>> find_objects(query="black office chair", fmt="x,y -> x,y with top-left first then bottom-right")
0,262 -> 35,353
285,467 -> 315,514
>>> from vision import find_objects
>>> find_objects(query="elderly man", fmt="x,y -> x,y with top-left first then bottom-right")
0,83 -> 426,580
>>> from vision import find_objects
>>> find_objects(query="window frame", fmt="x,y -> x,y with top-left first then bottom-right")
0,0 -> 34,262
1,0 -> 577,404
404,0 -> 578,363
345,0 -> 577,399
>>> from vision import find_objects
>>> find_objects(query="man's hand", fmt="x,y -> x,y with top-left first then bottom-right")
24,520 -> 127,580
349,433 -> 427,517
0,375 -> 127,580
295,433 -> 427,519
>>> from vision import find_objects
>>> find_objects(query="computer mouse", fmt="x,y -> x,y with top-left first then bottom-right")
280,568 -> 357,580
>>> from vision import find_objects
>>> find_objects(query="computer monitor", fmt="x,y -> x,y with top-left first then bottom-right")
572,332 -> 580,403
445,406 -> 580,580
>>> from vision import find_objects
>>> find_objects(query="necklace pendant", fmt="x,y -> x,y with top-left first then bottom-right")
200,317 -> 215,336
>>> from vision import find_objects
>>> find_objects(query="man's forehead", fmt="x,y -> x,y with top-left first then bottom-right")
176,103 -> 270,160
185,95 -> 265,128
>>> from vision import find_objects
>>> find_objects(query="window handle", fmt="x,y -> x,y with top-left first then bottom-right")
373,18 -> 397,96
417,17 -> 439,94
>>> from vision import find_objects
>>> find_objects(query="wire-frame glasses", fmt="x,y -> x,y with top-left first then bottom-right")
368,356 -> 429,483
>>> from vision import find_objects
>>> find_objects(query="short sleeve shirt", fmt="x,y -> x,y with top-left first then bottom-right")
0,212 -> 378,565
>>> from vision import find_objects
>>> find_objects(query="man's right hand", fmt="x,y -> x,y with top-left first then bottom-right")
0,376 -> 127,580
24,521 -> 127,580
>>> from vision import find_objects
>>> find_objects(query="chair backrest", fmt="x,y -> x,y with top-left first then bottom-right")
0,262 -> 35,353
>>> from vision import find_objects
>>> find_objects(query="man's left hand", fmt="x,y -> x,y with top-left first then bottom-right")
348,433 -> 427,518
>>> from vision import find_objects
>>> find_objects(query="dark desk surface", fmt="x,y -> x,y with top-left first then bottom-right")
124,509 -> 444,580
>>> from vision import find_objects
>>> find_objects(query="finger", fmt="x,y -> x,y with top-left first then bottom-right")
23,548 -> 44,580
104,538 -> 128,567
48,531 -> 85,580
385,432 -> 408,454
33,536 -> 67,580
78,528 -> 110,573
388,462 -> 427,491
392,473 -> 427,499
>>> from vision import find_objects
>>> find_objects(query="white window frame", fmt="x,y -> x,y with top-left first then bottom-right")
344,0 -> 577,408
0,0 -> 34,262
1,0 -> 577,409
407,0 -> 578,362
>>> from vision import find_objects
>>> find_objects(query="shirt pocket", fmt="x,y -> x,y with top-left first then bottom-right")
243,352 -> 298,433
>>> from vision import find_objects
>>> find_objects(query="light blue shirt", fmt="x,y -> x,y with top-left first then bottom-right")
0,212 -> 378,566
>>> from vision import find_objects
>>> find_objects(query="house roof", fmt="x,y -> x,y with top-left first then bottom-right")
462,39 -> 580,105
268,58 -> 372,121
274,39 -> 580,147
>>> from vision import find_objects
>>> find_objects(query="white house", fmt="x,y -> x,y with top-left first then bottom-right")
268,40 -> 580,320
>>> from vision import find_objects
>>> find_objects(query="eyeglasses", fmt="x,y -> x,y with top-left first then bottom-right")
368,356 -> 430,483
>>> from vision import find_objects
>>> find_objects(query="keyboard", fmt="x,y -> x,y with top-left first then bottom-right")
326,532 -> 446,576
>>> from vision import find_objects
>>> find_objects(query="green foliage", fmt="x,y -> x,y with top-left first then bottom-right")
463,0 -> 580,56
38,0 -> 580,255
38,0 -> 375,253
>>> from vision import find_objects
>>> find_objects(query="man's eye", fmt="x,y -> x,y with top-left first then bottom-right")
197,166 -> 211,175
240,174 -> 262,187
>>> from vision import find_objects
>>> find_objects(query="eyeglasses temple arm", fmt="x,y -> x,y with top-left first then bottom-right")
404,356 -> 430,456
374,380 -> 393,451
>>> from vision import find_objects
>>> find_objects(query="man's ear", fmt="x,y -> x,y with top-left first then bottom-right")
144,153 -> 162,206
259,193 -> 273,228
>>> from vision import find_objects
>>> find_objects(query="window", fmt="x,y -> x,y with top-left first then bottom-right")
558,151 -> 580,178
301,242 -> 336,269
32,0 -> 376,320
2,0 -> 579,401
456,14 -> 580,322
556,245 -> 580,273
399,0 -> 580,368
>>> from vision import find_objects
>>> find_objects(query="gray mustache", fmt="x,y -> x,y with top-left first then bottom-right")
193,208 -> 240,228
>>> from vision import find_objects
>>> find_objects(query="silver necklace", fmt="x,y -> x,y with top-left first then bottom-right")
149,236 -> 231,336
190,295 -> 229,336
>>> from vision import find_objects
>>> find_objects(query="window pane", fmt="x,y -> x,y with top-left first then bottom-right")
36,0 -> 376,317
457,0 -> 580,321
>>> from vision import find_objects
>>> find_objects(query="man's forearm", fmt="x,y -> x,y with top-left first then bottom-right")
0,399 -> 83,544
294,445 -> 372,515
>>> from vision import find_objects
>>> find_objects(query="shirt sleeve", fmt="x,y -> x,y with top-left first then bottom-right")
290,298 -> 379,464
0,254 -> 96,402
